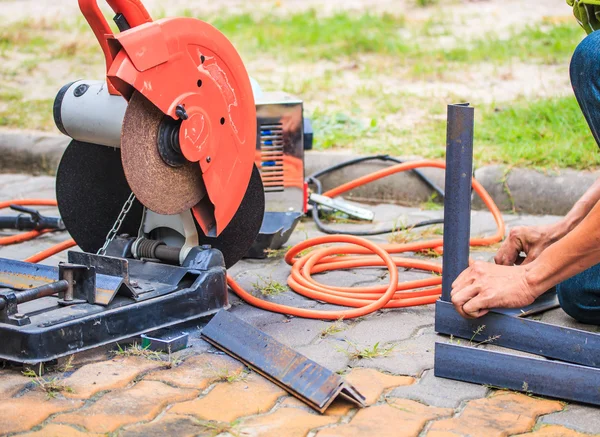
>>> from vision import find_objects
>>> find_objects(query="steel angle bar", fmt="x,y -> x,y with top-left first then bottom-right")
435,342 -> 600,406
201,310 -> 367,413
436,300 -> 600,368
441,103 -> 474,302
492,288 -> 559,317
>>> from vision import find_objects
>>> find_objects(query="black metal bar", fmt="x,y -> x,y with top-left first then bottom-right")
435,342 -> 600,406
0,280 -> 69,311
441,104 -> 474,302
201,310 -> 366,413
435,300 -> 600,368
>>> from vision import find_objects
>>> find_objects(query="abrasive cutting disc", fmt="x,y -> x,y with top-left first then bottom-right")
56,140 -> 144,253
121,91 -> 206,215
197,164 -> 265,268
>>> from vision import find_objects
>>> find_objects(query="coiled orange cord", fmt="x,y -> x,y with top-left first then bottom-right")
227,160 -> 505,320
3,160 -> 504,320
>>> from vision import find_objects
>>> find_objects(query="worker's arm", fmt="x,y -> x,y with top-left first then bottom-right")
495,177 -> 600,266
452,197 -> 600,318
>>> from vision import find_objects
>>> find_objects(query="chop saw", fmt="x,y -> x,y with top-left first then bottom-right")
0,0 -> 272,364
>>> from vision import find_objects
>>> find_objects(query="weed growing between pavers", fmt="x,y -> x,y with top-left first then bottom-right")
210,367 -> 250,384
252,276 -> 288,297
320,317 -> 347,338
22,367 -> 73,399
448,325 -> 501,348
264,245 -> 291,258
112,343 -> 183,368
339,341 -> 396,360
192,419 -> 242,437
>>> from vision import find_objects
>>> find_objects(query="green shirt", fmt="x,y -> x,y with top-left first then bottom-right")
568,0 -> 600,33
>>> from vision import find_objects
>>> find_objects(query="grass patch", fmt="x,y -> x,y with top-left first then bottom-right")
320,317 -> 346,338
312,110 -> 378,149
193,419 -> 241,437
389,224 -> 443,244
339,341 -> 395,360
442,23 -> 582,65
252,276 -> 287,297
0,96 -> 55,130
381,95 -> 598,169
211,367 -> 249,384
264,245 -> 291,258
112,343 -> 182,368
420,193 -> 443,211
204,10 -> 582,67
475,95 -> 599,169
211,10 -> 409,61
22,368 -> 74,399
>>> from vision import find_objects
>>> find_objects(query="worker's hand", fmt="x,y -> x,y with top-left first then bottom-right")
451,261 -> 538,319
494,224 -> 561,266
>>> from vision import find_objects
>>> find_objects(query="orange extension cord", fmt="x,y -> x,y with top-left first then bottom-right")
1,160 -> 504,320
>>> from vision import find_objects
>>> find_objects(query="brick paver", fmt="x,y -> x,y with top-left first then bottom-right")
17,424 -> 103,437
316,399 -> 452,437
237,406 -> 339,437
169,373 -> 286,422
0,370 -> 31,399
118,414 -> 215,437
344,367 -> 414,405
144,353 -> 244,389
279,396 -> 357,417
0,393 -> 83,435
518,425 -> 599,436
427,392 -> 564,437
54,380 -> 197,433
63,356 -> 165,399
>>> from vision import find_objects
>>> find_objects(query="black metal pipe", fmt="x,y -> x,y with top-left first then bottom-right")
0,280 -> 69,310
441,104 -> 474,302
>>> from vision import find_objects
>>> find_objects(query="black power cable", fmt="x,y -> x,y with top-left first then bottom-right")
307,155 -> 445,236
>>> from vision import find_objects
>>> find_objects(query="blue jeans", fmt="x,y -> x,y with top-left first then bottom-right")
555,31 -> 600,324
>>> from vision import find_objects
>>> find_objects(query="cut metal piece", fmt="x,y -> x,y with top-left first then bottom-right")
121,91 -> 206,216
201,310 -> 367,413
492,288 -> 559,318
435,342 -> 600,406
56,140 -> 144,253
196,164 -> 265,268
436,300 -> 600,368
310,193 -> 374,221
141,329 -> 189,353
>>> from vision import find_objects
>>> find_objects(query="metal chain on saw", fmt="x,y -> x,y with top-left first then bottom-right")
96,192 -> 137,256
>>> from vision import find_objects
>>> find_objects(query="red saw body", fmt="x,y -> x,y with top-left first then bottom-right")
79,0 -> 256,237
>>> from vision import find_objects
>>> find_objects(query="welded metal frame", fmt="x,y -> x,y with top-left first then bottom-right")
434,104 -> 600,406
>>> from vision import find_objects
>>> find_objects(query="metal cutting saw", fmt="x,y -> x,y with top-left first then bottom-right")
0,0 -> 306,364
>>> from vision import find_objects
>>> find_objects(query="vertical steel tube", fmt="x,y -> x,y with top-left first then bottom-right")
441,104 -> 474,302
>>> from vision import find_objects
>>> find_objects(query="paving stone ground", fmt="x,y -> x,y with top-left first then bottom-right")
1,174 -> 599,436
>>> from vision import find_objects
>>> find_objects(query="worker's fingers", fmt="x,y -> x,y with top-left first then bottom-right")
462,294 -> 491,318
451,284 -> 480,317
451,269 -> 474,293
494,240 -> 522,266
